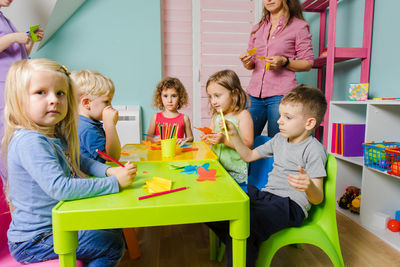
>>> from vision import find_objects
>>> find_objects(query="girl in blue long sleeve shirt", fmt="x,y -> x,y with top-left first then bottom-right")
1,58 -> 137,266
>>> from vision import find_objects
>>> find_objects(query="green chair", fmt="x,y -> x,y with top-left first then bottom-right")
256,154 -> 344,267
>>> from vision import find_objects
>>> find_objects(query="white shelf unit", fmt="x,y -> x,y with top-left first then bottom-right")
328,101 -> 400,251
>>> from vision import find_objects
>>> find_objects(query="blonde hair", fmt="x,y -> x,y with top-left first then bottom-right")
206,69 -> 249,115
71,70 -> 115,98
1,59 -> 85,180
153,77 -> 188,110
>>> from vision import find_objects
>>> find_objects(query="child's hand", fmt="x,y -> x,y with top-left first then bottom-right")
221,120 -> 239,137
288,166 -> 312,192
203,133 -> 224,144
153,135 -> 161,143
176,137 -> 188,145
107,161 -> 137,189
102,106 -> 119,126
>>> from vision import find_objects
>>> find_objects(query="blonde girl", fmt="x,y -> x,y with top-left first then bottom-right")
201,69 -> 254,189
1,59 -> 136,266
146,77 -> 194,144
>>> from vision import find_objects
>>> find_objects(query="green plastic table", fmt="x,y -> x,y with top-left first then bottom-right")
52,160 -> 249,267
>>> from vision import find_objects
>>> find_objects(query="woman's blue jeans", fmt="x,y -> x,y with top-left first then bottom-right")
9,229 -> 125,267
248,95 -> 283,137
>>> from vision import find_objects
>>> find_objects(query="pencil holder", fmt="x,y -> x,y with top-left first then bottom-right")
161,138 -> 177,158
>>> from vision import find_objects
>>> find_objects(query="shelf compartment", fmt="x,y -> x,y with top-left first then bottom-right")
313,47 -> 368,68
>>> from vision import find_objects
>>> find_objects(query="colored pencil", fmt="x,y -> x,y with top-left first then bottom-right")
144,133 -> 157,137
95,149 -> 125,167
219,109 -> 230,140
138,186 -> 188,200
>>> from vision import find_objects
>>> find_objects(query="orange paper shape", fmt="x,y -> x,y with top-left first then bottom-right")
194,126 -> 215,134
121,151 -> 131,156
142,140 -> 152,148
196,167 -> 217,181
143,171 -> 148,174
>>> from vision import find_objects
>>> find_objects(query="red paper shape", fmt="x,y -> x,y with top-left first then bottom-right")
151,146 -> 161,150
194,126 -> 215,135
182,147 -> 198,152
196,167 -> 217,181
143,171 -> 148,174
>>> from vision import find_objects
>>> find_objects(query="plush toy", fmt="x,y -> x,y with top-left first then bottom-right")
349,194 -> 361,214
337,186 -> 360,209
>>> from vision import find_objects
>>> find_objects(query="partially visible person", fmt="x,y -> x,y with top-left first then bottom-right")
240,0 -> 314,138
146,77 -> 194,144
201,69 -> 253,190
2,59 -> 136,266
0,0 -> 44,181
72,70 -> 121,163
209,84 -> 327,267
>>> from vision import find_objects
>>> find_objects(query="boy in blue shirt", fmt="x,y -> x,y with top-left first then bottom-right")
72,70 -> 121,162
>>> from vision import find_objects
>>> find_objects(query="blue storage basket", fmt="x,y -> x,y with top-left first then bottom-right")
362,142 -> 400,171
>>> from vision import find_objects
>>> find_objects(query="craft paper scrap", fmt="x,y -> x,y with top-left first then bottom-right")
144,177 -> 172,193
168,161 -> 191,169
247,47 -> 257,56
194,126 -> 215,135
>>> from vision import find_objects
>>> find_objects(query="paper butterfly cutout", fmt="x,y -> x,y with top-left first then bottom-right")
196,167 -> 217,181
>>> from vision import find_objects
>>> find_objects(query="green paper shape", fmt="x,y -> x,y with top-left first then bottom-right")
29,25 -> 40,42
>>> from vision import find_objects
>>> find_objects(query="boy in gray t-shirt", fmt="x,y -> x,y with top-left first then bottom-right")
209,84 -> 328,267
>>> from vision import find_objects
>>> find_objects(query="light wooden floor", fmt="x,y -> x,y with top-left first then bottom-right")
118,212 -> 400,267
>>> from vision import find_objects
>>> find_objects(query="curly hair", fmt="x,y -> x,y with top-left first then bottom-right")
153,77 -> 188,110
206,69 -> 249,115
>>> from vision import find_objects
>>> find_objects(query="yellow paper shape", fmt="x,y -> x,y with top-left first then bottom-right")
265,62 -> 271,70
145,177 -> 172,193
247,47 -> 257,56
256,56 -> 267,61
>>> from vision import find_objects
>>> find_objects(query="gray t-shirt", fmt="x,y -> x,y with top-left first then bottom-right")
255,133 -> 327,217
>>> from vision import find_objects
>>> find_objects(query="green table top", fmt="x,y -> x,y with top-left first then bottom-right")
53,160 -> 249,231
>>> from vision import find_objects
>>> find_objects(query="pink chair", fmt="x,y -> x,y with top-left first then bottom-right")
0,179 -> 83,267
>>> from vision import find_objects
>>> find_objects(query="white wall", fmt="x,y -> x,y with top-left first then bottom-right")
3,0 -> 56,53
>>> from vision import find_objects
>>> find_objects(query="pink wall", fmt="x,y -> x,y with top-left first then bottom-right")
163,0 -> 254,128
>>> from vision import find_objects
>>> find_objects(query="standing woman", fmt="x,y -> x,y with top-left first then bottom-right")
240,0 -> 314,137
0,0 -> 44,180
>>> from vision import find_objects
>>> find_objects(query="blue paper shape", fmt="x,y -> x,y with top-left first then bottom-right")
180,165 -> 198,175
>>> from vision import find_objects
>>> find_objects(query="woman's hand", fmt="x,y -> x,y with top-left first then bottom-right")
265,56 -> 287,70
13,32 -> 30,44
240,52 -> 255,70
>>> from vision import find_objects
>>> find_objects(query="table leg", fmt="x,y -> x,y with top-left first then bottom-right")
53,230 -> 78,267
231,237 -> 246,267
230,216 -> 249,267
